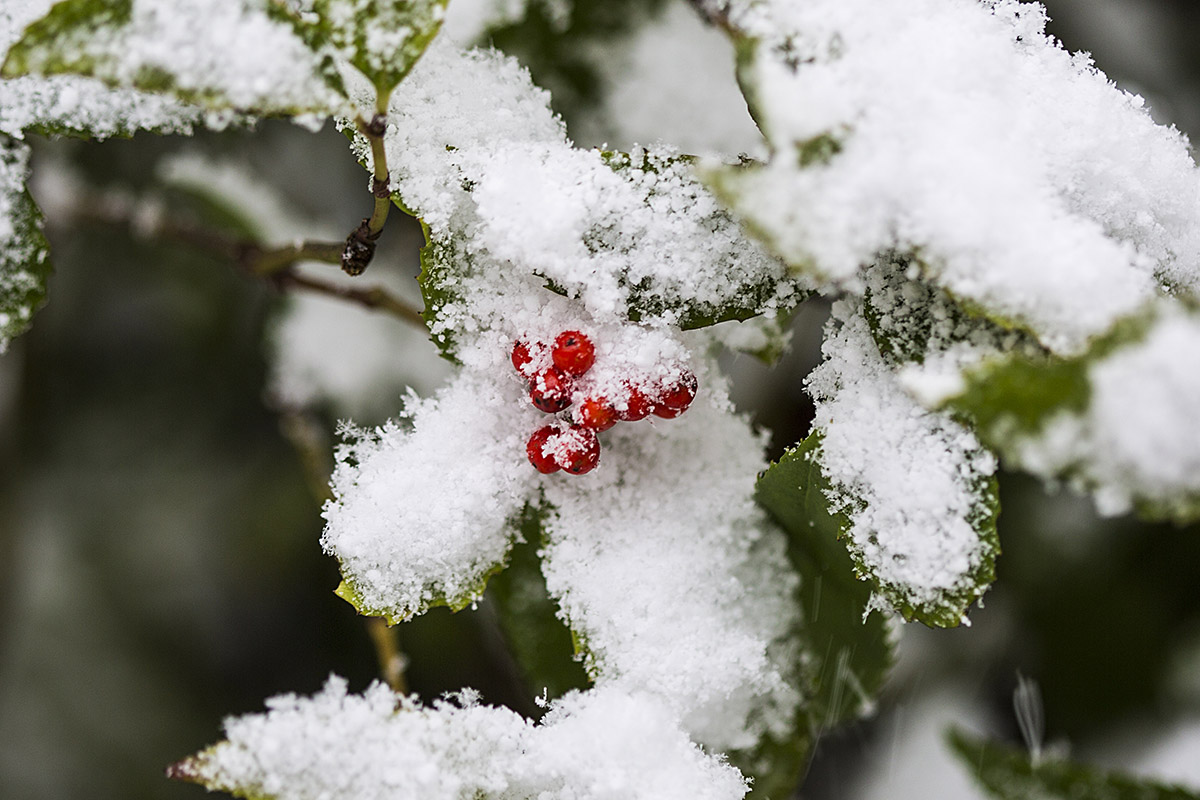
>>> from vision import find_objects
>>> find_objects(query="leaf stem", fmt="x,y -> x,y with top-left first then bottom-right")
366,618 -> 409,694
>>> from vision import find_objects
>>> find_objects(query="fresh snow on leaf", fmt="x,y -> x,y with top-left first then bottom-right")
3,0 -> 344,117
943,301 -> 1200,523
705,0 -> 1200,355
322,370 -> 538,622
175,677 -> 750,800
806,298 -> 1000,626
537,365 -> 801,752
343,41 -> 800,345
0,136 -> 50,353
1,1 -> 201,139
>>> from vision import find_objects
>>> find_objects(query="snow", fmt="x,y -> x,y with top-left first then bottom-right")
712,0 -> 1200,355
807,298 -> 998,619
182,677 -> 750,800
1008,302 -> 1200,518
5,0 -> 342,117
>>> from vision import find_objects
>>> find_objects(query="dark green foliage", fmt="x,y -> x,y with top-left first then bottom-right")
948,728 -> 1200,800
488,504 -> 590,704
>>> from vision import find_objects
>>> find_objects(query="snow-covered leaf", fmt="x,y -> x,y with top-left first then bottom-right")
173,678 -> 749,800
703,0 -> 1200,356
271,0 -> 448,96
0,136 -> 50,353
803,300 -> 1000,627
321,371 -> 537,624
940,302 -> 1200,523
3,0 -> 343,117
947,728 -> 1200,800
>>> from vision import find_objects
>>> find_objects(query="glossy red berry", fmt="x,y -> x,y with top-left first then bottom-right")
530,368 -> 573,413
552,330 -> 596,376
616,384 -> 653,421
556,426 -> 601,475
526,425 -> 561,473
575,397 -> 618,431
511,340 -> 534,373
652,403 -> 685,419
658,372 -> 698,412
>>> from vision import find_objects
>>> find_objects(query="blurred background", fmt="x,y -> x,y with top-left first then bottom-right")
2,1 -> 1200,798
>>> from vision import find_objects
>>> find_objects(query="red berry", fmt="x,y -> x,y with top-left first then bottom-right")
530,368 -> 573,413
555,426 -> 601,475
659,372 -> 698,412
552,330 -> 596,376
575,397 -> 618,431
512,340 -> 534,373
526,425 -> 561,473
652,403 -> 685,419
616,384 -> 653,421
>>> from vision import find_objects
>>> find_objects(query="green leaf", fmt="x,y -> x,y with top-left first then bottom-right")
272,0 -> 448,96
947,728 -> 1200,800
3,0 -> 338,116
940,306 -> 1200,523
0,138 -> 52,353
488,503 -> 591,704
333,555 -> 510,626
415,221 -> 464,364
745,434 -> 896,797
756,434 -> 896,729
1,0 -> 131,79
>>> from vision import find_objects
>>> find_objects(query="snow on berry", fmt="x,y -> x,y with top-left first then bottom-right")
616,383 -> 654,422
526,424 -> 561,474
529,367 -> 573,413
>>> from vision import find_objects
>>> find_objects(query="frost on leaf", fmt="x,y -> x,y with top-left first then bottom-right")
705,0 -> 1200,355
272,0 -> 448,95
941,301 -> 1200,524
339,41 -> 801,358
0,136 -> 50,353
947,728 -> 1200,800
173,678 -> 750,800
3,0 -> 343,117
804,299 -> 1000,627
1,2 -> 201,139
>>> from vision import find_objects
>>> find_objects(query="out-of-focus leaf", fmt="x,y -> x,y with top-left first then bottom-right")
947,728 -> 1200,800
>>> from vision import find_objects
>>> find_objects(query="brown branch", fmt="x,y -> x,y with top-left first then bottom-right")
66,189 -> 425,327
275,270 -> 426,328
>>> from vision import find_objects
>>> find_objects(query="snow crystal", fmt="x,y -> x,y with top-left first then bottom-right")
6,0 -> 342,116
183,677 -> 749,800
1009,302 -> 1200,518
807,299 -> 998,617
714,0 -> 1200,354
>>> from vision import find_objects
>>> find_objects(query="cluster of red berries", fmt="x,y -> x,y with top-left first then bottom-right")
514,330 -> 698,475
